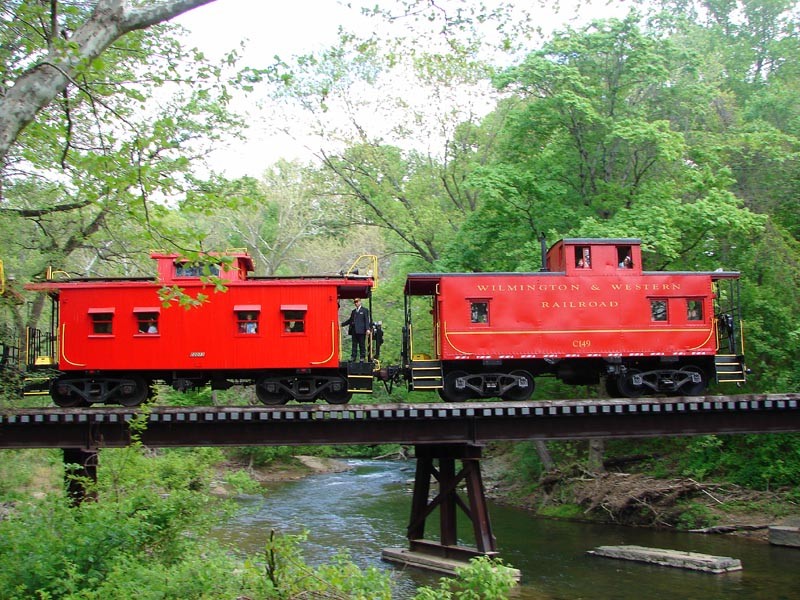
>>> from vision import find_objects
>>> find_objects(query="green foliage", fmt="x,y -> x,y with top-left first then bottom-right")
537,504 -> 585,520
680,434 -> 800,489
413,556 -> 518,600
261,530 -> 392,600
313,552 -> 394,599
675,502 -> 718,530
97,446 -> 223,503
69,547 -> 266,600
227,444 -> 403,469
223,469 -> 264,495
509,442 -> 545,481
0,484 -> 224,598
156,385 -> 216,407
0,445 -> 404,599
228,446 -> 296,468
0,493 -> 398,600
0,449 -> 61,500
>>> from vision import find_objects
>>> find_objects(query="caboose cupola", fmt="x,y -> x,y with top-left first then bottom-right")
151,250 -> 255,284
547,238 -> 642,274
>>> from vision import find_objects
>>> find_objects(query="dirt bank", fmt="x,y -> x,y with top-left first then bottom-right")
481,454 -> 800,542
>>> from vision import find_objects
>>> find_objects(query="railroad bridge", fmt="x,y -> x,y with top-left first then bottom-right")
2,393 -> 799,566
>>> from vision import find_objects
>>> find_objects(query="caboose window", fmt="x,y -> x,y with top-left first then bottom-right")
650,299 -> 668,322
470,300 -> 489,324
576,246 -> 591,269
88,308 -> 114,335
235,305 -> 261,334
687,299 -> 703,321
617,246 -> 633,269
175,262 -> 220,278
281,304 -> 307,333
134,307 -> 160,334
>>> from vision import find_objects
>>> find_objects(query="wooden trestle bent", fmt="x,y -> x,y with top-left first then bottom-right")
407,444 -> 496,559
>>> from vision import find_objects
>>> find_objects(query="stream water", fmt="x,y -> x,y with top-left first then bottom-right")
213,459 -> 800,599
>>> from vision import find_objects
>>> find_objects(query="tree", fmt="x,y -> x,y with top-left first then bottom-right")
632,1 -> 800,238
0,0 -> 217,164
263,3 -> 526,264
442,13 -> 765,272
182,161 -> 382,276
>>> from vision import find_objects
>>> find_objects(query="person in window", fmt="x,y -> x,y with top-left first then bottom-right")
619,255 -> 633,268
687,301 -> 702,321
341,298 -> 371,362
577,258 -> 590,269
285,320 -> 304,333
147,323 -> 158,334
241,313 -> 258,334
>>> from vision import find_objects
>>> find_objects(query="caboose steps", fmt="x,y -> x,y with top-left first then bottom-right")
409,359 -> 444,391
346,361 -> 375,393
715,355 -> 746,384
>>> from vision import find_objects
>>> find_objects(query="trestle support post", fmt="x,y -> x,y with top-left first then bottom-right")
62,448 -> 98,504
406,443 -> 497,559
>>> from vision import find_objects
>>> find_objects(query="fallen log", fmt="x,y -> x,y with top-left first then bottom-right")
689,524 -> 770,534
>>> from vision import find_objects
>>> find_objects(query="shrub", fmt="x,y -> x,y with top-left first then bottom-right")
414,556 -> 518,600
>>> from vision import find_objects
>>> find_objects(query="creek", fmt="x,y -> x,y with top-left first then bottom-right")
213,459 -> 800,599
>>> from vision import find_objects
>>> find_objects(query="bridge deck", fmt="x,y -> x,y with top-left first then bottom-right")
1,394 -> 798,450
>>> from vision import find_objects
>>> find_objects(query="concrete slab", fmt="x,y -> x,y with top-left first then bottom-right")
769,526 -> 800,548
588,545 -> 742,574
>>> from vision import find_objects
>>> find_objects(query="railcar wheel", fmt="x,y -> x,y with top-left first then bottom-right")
679,365 -> 707,396
51,379 -> 85,408
501,370 -> 535,401
604,376 -> 620,398
255,379 -> 291,405
324,389 -> 352,405
616,369 -> 645,398
441,370 -> 472,402
117,377 -> 149,407
256,388 -> 290,405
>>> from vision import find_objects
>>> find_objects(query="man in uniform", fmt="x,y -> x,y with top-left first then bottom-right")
341,298 -> 371,362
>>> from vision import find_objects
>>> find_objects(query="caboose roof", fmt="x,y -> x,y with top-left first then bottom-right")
150,250 -> 255,274
404,271 -> 565,295
555,237 -> 642,247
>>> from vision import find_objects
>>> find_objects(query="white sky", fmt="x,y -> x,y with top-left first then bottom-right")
175,0 -> 630,178
176,0 -> 370,63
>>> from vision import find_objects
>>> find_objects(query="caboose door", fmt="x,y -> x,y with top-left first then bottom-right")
402,283 -> 444,392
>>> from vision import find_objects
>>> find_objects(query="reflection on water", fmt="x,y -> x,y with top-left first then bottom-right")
214,460 -> 800,600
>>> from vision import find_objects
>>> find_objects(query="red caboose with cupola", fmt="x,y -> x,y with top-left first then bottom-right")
403,239 -> 746,400
25,251 -> 377,406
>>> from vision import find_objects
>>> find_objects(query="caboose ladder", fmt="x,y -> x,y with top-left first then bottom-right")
410,359 -> 443,391
715,354 -> 746,384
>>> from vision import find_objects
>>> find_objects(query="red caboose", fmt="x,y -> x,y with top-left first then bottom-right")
25,251 -> 377,406
403,239 -> 746,400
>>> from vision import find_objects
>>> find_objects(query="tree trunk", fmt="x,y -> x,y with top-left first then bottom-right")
535,440 -> 555,471
588,438 -> 606,473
